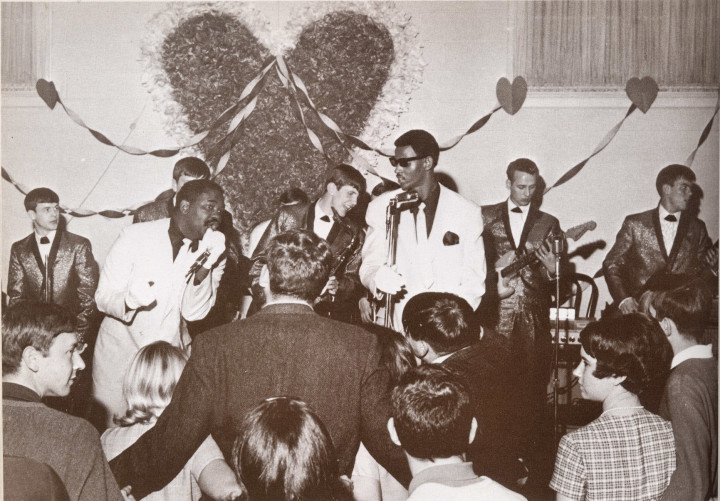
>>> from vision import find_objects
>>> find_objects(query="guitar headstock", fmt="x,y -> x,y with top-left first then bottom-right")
565,221 -> 597,242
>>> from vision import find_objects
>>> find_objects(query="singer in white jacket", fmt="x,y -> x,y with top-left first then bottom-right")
93,180 -> 226,425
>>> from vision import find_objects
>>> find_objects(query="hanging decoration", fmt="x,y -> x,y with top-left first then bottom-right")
685,91 -> 720,166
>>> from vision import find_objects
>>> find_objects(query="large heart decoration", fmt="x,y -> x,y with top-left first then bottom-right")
496,76 -> 527,115
625,76 -> 658,114
143,3 -> 424,236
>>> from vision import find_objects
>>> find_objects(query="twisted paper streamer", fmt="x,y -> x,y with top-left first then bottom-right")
545,104 -> 638,194
685,92 -> 720,166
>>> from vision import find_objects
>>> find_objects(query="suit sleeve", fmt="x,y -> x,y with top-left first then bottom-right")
110,333 -> 219,498
181,257 -> 225,321
359,198 -> 387,297
72,426 -> 124,501
7,243 -> 26,306
74,239 -> 99,340
94,228 -> 138,323
454,203 -> 486,309
603,216 -> 634,303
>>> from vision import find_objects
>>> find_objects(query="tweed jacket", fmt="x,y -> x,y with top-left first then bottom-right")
8,228 -> 99,339
603,207 -> 713,303
109,303 -> 410,499
360,185 -> 486,329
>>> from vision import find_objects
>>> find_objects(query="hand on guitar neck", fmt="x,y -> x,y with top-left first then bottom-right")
495,221 -> 597,299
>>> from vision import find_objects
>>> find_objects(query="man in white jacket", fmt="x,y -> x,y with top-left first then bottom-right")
93,179 -> 226,426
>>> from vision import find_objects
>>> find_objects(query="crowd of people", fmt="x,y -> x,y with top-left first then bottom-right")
3,128 -> 718,501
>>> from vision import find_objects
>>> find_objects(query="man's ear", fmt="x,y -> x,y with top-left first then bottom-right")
468,417 -> 478,445
327,182 -> 338,196
259,264 -> 270,288
422,156 -> 434,172
178,199 -> 190,214
661,184 -> 672,197
27,210 -> 37,223
506,178 -> 512,191
22,346 -> 42,373
387,417 -> 402,447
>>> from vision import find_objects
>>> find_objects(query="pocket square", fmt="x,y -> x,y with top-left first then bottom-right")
443,231 -> 459,246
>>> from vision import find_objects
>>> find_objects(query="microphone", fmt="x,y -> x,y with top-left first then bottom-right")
391,191 -> 420,211
185,250 -> 211,283
552,233 -> 565,255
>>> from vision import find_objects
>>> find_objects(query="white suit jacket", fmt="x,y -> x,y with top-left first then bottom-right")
360,185 -> 486,330
93,218 -> 225,420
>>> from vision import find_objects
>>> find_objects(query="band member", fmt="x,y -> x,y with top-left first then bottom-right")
603,164 -> 715,314
250,164 -> 366,323
360,129 -> 486,330
480,158 -> 561,481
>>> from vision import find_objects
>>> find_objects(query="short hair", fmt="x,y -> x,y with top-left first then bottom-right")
278,187 -> 309,206
115,341 -> 187,426
172,157 -> 211,181
362,324 -> 417,384
325,164 -> 366,194
394,129 -> 440,168
175,179 -> 224,207
648,277 -> 712,343
579,314 -> 672,397
402,292 -> 478,355
232,397 -> 350,501
506,158 -> 540,182
655,164 -> 695,196
2,301 -> 76,376
391,365 -> 473,460
24,188 -> 59,212
266,230 -> 333,302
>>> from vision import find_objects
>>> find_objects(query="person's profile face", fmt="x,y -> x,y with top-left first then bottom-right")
663,177 -> 693,213
184,190 -> 224,240
36,332 -> 86,398
330,184 -> 359,217
573,347 -> 613,402
29,203 -> 60,233
507,171 -> 537,207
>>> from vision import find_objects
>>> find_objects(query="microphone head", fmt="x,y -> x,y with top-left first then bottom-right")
552,234 -> 565,254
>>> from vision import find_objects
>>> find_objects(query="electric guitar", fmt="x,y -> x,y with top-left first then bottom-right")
495,221 -> 597,299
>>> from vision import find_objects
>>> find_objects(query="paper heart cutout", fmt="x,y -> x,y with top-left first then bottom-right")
496,77 -> 527,115
158,9 -> 395,235
625,77 -> 658,114
36,79 -> 59,110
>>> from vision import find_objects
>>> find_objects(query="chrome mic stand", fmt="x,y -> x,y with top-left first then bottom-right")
551,234 -> 564,447
384,192 -> 419,328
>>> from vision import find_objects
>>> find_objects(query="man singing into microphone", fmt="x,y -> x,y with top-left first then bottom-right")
92,179 -> 226,426
360,129 -> 486,330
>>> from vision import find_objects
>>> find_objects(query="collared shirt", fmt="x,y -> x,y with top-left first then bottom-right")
412,182 -> 440,237
408,462 -> 525,501
671,343 -> 713,369
167,218 -> 197,261
507,198 -> 527,246
313,200 -> 334,241
35,230 -> 57,264
659,204 -> 680,255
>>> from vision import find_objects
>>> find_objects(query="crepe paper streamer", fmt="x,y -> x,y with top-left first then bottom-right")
545,104 -> 638,194
685,92 -> 720,167
438,106 -> 503,151
2,166 -> 153,219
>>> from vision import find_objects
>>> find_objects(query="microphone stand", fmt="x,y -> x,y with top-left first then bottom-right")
552,236 -> 563,448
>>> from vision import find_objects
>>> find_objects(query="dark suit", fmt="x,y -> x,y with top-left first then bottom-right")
8,229 -> 98,340
250,201 -> 365,322
603,207 -> 713,303
109,303 -> 410,498
132,190 -> 173,223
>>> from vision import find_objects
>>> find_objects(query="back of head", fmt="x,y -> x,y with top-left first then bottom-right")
116,341 -> 187,426
24,187 -> 59,212
278,187 -> 310,206
266,230 -> 333,302
362,324 -> 417,384
175,179 -> 224,207
325,164 -> 366,194
579,314 -> 672,397
172,156 -> 211,181
233,397 -> 345,501
402,292 -> 478,355
394,130 -> 440,167
506,158 -> 539,181
2,301 -> 76,376
655,164 -> 695,196
649,277 -> 712,344
391,365 -> 473,460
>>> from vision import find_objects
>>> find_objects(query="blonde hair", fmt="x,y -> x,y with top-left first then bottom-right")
115,341 -> 187,426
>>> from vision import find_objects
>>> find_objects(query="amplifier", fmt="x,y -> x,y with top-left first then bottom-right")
550,317 -> 592,345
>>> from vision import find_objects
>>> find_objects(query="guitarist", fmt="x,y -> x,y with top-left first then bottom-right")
603,164 -> 716,315
480,158 -> 562,487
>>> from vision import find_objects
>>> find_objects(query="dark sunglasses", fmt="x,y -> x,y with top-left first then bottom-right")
389,155 -> 425,168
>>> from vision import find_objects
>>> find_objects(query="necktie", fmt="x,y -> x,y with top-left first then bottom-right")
416,203 -> 434,288
40,236 -> 50,244
511,207 -> 523,214
665,214 -> 677,222
320,215 -> 331,223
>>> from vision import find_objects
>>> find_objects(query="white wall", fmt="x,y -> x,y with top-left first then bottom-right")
3,1 -> 718,313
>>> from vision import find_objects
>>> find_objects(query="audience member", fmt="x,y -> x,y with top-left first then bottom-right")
645,278 -> 717,501
101,341 -> 241,501
232,397 -> 353,501
550,314 -> 676,501
93,179 -> 227,425
109,230 -> 409,499
352,325 -> 417,501
2,301 -> 123,501
388,365 -> 526,500
402,292 -> 524,488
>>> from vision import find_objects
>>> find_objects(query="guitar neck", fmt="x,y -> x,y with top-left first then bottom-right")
500,251 -> 539,278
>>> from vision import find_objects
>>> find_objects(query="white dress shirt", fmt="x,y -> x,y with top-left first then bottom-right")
35,230 -> 57,264
313,201 -> 333,241
658,205 -> 680,255
670,343 -> 713,370
507,198 -> 527,246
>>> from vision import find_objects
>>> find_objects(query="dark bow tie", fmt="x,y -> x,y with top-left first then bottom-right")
320,215 -> 331,223
664,214 -> 678,222
39,236 -> 50,244
511,207 -> 523,214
